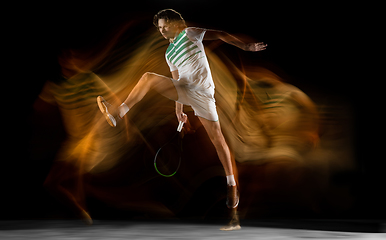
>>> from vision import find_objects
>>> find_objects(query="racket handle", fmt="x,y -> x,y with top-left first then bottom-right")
177,121 -> 184,132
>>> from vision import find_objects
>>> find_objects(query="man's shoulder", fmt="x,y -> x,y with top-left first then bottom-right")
185,27 -> 207,41
185,27 -> 206,33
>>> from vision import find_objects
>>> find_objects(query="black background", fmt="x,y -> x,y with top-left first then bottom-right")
5,1 -> 380,221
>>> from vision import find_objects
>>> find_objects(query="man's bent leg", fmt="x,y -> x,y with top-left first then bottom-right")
123,72 -> 178,110
98,72 -> 178,126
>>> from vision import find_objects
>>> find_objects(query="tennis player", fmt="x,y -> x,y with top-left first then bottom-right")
97,9 -> 267,225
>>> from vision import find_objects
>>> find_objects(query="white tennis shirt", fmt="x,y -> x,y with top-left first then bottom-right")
165,27 -> 215,91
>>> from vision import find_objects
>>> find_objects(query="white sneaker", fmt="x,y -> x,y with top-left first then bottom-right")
97,96 -> 117,127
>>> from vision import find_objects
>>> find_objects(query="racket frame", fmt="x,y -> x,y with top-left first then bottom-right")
154,121 -> 184,177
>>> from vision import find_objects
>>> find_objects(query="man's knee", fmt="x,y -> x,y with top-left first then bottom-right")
140,72 -> 161,89
142,72 -> 156,82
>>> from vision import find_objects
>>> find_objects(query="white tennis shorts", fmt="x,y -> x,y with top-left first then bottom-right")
171,79 -> 218,121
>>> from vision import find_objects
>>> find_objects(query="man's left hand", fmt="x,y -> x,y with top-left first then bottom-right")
245,42 -> 267,51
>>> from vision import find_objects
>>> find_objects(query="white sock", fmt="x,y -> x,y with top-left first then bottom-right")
226,175 -> 236,186
118,103 -> 130,118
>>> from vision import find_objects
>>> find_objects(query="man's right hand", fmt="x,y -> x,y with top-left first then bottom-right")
176,111 -> 188,124
176,111 -> 195,134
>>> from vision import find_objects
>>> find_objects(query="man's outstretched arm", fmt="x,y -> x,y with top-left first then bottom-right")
204,29 -> 267,51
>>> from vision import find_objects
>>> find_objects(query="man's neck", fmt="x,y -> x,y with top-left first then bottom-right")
169,28 -> 185,43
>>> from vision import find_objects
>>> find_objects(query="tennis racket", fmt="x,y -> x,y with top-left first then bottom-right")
154,121 -> 184,177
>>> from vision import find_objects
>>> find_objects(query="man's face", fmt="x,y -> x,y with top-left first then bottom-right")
158,19 -> 178,40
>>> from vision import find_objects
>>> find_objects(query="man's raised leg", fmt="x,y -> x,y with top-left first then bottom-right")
98,72 -> 178,126
122,72 -> 178,110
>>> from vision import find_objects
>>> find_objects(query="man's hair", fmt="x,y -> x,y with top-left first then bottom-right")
153,9 -> 186,28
